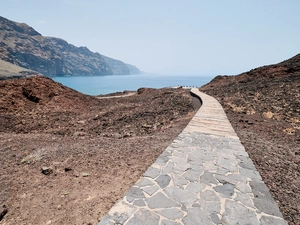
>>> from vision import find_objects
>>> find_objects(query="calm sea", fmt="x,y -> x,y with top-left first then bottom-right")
53,74 -> 214,96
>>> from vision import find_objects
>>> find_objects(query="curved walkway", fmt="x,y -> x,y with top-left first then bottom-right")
98,89 -> 287,225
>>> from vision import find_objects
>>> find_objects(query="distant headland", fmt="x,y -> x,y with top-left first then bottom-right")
0,16 -> 140,77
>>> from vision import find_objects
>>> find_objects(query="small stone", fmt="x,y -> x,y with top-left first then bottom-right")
61,191 -> 69,195
82,172 -> 90,177
73,131 -> 87,136
41,167 -> 53,175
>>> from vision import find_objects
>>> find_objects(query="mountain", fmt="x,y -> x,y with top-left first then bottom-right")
0,16 -> 140,77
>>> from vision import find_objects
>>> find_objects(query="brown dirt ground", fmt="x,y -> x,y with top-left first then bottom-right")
0,76 -> 200,225
200,64 -> 300,225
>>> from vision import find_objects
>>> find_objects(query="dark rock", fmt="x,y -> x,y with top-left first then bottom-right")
64,167 -> 72,172
0,205 -> 8,221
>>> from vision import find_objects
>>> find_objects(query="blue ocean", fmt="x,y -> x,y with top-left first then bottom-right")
53,74 -> 214,96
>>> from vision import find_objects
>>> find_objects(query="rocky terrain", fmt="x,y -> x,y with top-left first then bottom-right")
0,16 -> 140,77
0,76 -> 199,224
200,53 -> 300,225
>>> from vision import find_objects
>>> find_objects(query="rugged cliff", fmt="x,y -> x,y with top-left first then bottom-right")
0,16 -> 140,76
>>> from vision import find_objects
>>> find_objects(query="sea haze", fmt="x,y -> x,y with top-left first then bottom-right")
53,74 -> 214,96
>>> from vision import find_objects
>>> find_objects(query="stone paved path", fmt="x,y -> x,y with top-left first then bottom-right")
98,89 -> 288,225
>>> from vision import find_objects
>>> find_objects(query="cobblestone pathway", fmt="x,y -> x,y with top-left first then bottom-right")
98,89 -> 287,225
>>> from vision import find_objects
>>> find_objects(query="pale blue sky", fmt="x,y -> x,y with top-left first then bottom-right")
1,0 -> 300,75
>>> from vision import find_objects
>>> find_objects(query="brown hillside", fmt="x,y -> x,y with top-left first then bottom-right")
0,76 -> 199,224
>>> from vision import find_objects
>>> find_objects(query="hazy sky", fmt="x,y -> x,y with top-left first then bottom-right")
1,0 -> 300,76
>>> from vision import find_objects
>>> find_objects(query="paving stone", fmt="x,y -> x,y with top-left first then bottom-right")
183,169 -> 203,182
156,208 -> 184,220
260,215 -> 288,225
182,208 -> 213,225
250,180 -> 284,217
161,219 -> 181,225
127,187 -> 145,199
174,162 -> 191,173
181,204 -> 187,212
192,203 -> 200,207
199,199 -> 221,213
172,173 -> 189,186
162,162 -> 174,174
126,209 -> 160,225
110,212 -> 129,224
144,167 -> 161,179
202,160 -> 218,172
142,185 -> 159,196
97,215 -> 113,225
210,213 -> 222,224
239,161 -> 256,170
213,183 -> 234,197
200,190 -> 219,201
165,186 -> 198,204
235,181 -> 252,193
133,199 -> 146,207
234,192 -> 255,208
216,157 -> 238,173
155,156 -> 169,166
216,167 -> 229,175
155,175 -> 171,188
126,195 -> 135,203
239,167 -> 262,181
135,177 -> 154,187
146,192 -> 180,209
215,174 -> 238,185
221,200 -> 259,225
200,171 -> 218,185
227,173 -> 248,183
185,182 -> 206,193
